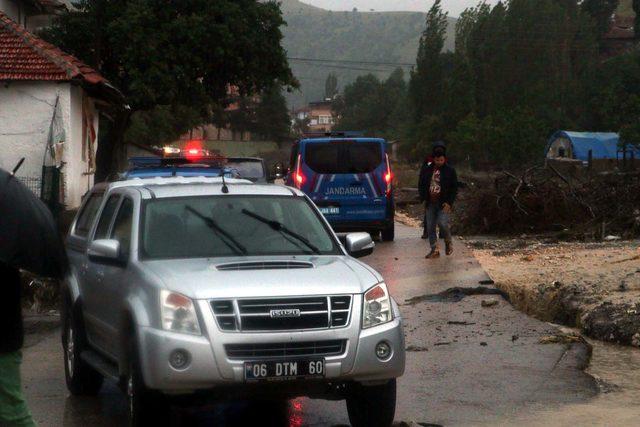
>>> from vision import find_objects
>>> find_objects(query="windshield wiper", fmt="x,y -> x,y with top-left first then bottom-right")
185,206 -> 247,256
241,209 -> 321,254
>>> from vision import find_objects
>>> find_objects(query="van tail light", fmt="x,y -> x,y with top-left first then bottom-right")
294,154 -> 305,189
384,154 -> 392,195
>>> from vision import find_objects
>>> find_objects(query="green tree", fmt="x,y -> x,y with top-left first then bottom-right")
634,0 -> 640,38
581,0 -> 619,38
41,0 -> 296,180
325,73 -> 339,99
410,0 -> 448,122
253,86 -> 292,141
334,74 -> 386,135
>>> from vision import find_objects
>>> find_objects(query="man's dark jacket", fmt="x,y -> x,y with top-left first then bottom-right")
418,163 -> 458,208
0,262 -> 23,353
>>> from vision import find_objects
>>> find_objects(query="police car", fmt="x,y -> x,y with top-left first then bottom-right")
121,146 -> 237,180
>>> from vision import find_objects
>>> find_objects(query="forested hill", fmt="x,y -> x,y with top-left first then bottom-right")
280,0 -> 456,108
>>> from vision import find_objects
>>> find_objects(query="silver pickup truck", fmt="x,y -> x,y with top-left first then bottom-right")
62,176 -> 405,426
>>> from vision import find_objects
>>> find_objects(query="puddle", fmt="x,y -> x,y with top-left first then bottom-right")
506,339 -> 640,425
404,286 -> 507,304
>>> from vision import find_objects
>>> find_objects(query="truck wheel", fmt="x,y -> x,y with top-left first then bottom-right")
127,337 -> 168,426
346,379 -> 396,427
63,304 -> 103,395
381,223 -> 395,242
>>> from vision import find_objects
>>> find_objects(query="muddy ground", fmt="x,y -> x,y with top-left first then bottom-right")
470,237 -> 640,346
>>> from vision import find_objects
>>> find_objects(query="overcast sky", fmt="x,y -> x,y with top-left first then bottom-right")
300,0 -> 498,17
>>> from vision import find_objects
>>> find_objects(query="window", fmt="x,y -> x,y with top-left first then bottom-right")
141,196 -> 340,259
226,160 -> 265,179
94,195 -> 121,240
111,198 -> 134,258
318,115 -> 332,125
74,193 -> 104,237
305,142 -> 382,174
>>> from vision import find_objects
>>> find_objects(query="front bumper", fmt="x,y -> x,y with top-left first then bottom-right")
137,300 -> 405,392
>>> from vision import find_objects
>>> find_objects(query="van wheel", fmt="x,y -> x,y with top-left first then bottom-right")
63,305 -> 103,395
381,223 -> 395,242
346,379 -> 396,427
127,336 -> 168,426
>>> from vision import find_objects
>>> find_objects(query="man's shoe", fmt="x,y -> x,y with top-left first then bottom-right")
421,233 -> 427,239
445,241 -> 453,256
425,249 -> 440,259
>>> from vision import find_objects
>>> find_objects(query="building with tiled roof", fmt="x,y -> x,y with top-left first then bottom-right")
0,4 -> 124,209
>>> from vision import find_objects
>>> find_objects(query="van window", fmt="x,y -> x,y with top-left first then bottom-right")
305,142 -> 382,174
74,193 -> 104,237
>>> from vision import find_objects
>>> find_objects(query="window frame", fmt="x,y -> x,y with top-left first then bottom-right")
109,196 -> 135,260
91,193 -> 123,242
72,191 -> 105,238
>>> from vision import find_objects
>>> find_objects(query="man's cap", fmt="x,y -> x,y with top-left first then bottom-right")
432,141 -> 446,156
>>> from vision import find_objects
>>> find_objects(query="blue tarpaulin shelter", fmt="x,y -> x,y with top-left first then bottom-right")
546,131 -> 640,161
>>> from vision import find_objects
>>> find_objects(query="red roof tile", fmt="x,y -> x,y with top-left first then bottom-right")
0,10 -> 105,84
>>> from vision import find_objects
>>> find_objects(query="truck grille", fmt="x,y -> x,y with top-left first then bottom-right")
211,296 -> 353,332
225,340 -> 346,359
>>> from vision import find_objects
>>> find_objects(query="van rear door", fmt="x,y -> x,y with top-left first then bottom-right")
301,140 -> 387,222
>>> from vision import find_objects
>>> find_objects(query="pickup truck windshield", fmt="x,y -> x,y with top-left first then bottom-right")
141,195 -> 340,259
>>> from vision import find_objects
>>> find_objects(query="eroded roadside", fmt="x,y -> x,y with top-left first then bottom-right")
471,237 -> 640,346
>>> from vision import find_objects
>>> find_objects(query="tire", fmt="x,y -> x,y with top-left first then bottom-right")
63,303 -> 104,396
346,379 -> 397,427
127,336 -> 169,426
381,198 -> 395,242
381,223 -> 395,242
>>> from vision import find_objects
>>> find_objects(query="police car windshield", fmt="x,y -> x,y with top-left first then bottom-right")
140,195 -> 340,259
305,141 -> 382,174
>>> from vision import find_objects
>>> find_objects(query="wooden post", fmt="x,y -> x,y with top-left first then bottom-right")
588,149 -> 593,170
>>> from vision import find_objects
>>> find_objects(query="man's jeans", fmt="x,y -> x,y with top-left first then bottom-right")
426,204 -> 452,250
0,351 -> 36,427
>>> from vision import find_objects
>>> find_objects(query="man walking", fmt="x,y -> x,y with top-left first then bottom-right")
419,145 -> 458,258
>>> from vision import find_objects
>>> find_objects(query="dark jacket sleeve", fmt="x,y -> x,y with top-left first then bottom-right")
418,163 -> 427,200
444,167 -> 458,206
418,163 -> 429,201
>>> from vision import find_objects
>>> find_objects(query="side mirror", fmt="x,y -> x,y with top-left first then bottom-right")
87,239 -> 123,265
345,232 -> 375,258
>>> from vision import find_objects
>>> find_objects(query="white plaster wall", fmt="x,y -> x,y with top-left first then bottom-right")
0,81 -> 97,209
0,81 -> 71,182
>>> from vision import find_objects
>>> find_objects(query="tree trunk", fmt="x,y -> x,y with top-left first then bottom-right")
95,109 -> 132,183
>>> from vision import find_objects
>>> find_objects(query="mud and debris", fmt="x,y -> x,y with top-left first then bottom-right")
473,237 -> 640,346
404,286 -> 508,305
481,299 -> 499,308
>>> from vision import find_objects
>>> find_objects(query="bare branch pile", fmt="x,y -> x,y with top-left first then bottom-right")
455,168 -> 640,238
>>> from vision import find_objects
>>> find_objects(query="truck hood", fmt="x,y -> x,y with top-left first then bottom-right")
141,256 -> 382,300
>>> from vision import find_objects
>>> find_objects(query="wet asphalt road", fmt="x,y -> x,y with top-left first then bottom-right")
22,224 -> 598,426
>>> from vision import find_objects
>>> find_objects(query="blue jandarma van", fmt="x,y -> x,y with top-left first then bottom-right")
286,135 -> 394,241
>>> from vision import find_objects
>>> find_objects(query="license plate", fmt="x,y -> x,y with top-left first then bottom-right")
244,359 -> 325,381
319,207 -> 340,215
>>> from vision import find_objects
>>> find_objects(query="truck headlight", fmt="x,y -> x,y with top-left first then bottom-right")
362,283 -> 393,329
160,290 -> 201,335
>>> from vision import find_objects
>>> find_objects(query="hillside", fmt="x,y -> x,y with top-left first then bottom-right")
280,0 -> 457,108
